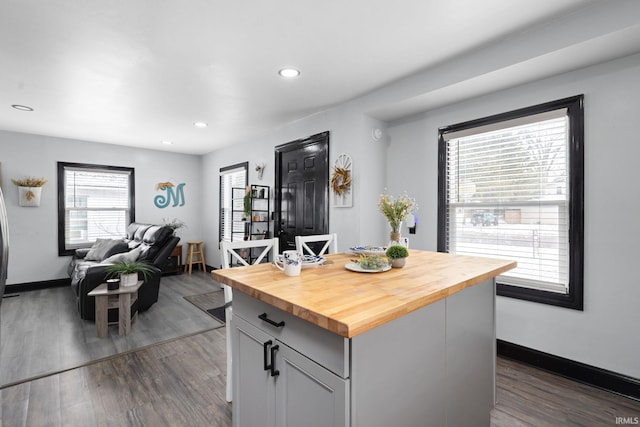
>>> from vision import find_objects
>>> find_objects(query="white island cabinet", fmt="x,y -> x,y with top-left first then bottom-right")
232,291 -> 350,427
212,250 -> 516,427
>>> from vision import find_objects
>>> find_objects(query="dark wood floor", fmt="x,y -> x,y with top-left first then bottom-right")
1,271 -> 223,387
3,333 -> 639,427
493,357 -> 640,426
2,272 -> 639,426
1,329 -> 231,427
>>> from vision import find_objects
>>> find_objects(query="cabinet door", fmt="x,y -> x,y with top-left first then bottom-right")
232,316 -> 276,427
274,342 -> 349,427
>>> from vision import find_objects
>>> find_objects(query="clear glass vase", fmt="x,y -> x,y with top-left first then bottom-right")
389,222 -> 402,246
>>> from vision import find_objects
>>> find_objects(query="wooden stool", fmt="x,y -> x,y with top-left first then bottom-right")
185,241 -> 206,274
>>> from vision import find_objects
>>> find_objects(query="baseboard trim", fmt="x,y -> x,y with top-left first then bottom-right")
3,278 -> 70,294
497,339 -> 640,401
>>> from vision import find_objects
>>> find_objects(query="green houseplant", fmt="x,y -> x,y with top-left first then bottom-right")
378,192 -> 417,244
162,218 -> 186,236
386,245 -> 409,268
106,260 -> 154,287
243,186 -> 251,219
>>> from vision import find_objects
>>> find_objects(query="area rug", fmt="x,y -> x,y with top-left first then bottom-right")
184,290 -> 226,323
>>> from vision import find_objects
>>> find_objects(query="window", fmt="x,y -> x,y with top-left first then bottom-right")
438,95 -> 584,309
219,162 -> 248,243
58,162 -> 135,256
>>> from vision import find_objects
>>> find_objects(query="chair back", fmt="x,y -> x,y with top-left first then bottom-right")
295,233 -> 338,256
220,238 -> 279,269
218,237 -> 279,403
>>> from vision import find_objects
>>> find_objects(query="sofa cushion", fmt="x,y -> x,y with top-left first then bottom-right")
85,239 -> 128,261
130,223 -> 152,241
102,247 -> 142,264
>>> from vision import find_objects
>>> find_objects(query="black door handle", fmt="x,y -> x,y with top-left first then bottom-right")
270,344 -> 280,377
263,340 -> 273,371
259,313 -> 285,328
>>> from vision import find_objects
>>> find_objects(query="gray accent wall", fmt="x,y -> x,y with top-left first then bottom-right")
0,131 -> 202,285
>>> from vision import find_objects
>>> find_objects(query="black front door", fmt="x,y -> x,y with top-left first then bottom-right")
274,132 -> 329,252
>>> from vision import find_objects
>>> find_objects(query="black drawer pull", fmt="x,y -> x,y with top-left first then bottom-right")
259,313 -> 285,328
263,340 -> 273,371
270,344 -> 280,377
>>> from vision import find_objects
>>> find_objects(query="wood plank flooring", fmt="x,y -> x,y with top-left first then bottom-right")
2,330 -> 638,426
2,271 -> 639,426
1,329 -> 231,427
1,271 -> 223,387
493,357 -> 640,426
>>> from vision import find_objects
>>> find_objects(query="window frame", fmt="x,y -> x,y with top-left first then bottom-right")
437,95 -> 584,310
219,161 -> 248,244
57,162 -> 135,256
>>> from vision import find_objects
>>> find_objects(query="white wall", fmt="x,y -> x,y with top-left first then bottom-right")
201,102 -> 389,268
0,131 -> 201,285
385,53 -> 640,379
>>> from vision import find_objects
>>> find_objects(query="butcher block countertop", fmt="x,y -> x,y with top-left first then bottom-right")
211,250 -> 516,338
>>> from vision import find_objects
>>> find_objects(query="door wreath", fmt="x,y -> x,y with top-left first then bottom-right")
331,154 -> 353,207
331,166 -> 351,196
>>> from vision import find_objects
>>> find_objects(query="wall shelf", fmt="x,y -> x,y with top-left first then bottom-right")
231,184 -> 271,263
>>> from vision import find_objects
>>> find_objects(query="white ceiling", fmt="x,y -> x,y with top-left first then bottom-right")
0,0 -> 622,155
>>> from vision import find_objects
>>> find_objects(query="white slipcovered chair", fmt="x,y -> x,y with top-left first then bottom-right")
295,233 -> 338,256
219,238 -> 279,402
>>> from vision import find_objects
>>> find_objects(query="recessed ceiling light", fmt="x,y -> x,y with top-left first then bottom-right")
278,68 -> 300,78
161,140 -> 173,145
194,121 -> 208,128
12,104 -> 33,111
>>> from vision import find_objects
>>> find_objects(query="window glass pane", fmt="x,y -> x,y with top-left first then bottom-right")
220,165 -> 247,242
445,116 -> 570,293
60,164 -> 133,251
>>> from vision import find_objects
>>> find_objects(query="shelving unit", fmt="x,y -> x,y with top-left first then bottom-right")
231,187 -> 249,242
247,185 -> 270,241
230,185 -> 271,264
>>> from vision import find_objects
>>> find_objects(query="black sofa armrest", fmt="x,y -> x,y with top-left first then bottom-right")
151,236 -> 180,269
74,248 -> 91,259
77,264 -> 111,320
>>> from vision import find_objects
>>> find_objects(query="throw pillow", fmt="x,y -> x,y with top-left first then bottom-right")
103,241 -> 129,259
102,247 -> 143,265
85,239 -> 126,261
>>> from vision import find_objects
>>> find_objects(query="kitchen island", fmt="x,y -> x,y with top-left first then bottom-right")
212,250 -> 516,427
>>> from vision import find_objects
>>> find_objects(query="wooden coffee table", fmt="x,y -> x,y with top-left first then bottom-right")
88,281 -> 143,338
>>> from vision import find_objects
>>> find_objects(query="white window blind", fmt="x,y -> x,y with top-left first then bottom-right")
63,166 -> 132,250
444,112 -> 570,294
220,166 -> 247,242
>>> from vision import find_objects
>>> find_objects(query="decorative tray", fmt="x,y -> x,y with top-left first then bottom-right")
344,262 -> 391,273
275,254 -> 326,269
348,246 -> 387,256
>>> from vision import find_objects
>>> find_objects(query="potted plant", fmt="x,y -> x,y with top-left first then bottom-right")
106,260 -> 154,287
386,245 -> 409,268
11,176 -> 47,207
378,192 -> 417,244
162,218 -> 186,236
243,186 -> 251,219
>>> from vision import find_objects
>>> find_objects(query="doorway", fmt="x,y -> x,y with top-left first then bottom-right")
274,131 -> 329,252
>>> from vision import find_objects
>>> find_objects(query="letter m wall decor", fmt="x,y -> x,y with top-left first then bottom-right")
154,181 -> 186,208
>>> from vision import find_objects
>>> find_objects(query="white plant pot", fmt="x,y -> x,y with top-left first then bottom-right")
120,272 -> 139,287
390,258 -> 406,268
18,186 -> 42,207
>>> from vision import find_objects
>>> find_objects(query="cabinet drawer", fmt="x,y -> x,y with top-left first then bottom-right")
234,291 -> 350,378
